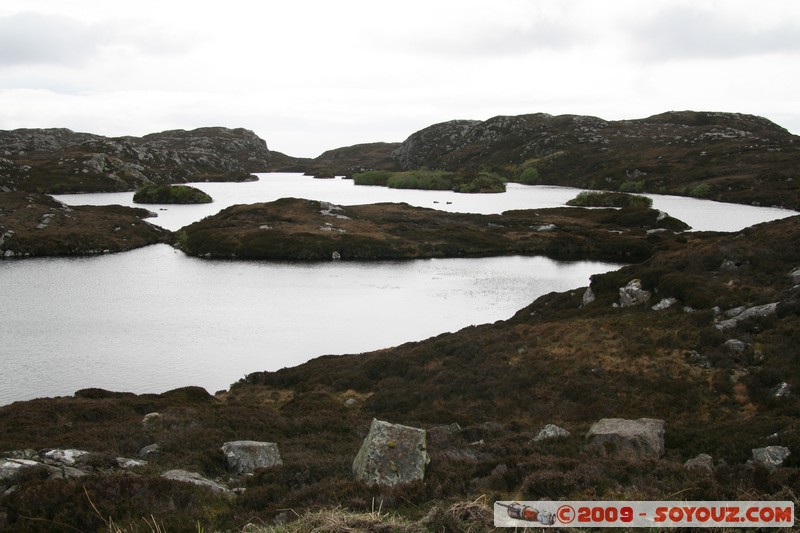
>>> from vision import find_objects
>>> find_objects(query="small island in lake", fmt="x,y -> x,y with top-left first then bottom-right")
133,184 -> 213,204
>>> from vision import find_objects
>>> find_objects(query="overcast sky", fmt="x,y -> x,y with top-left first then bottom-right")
1,0 -> 798,157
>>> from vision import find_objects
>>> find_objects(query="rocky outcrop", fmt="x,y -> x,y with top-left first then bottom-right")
387,111 -> 800,209
352,419 -> 429,487
221,441 -> 283,475
714,302 -> 780,330
585,418 -> 665,459
618,279 -> 652,307
0,192 -> 170,258
752,446 -> 791,469
0,126 -> 270,193
1,448 -> 145,489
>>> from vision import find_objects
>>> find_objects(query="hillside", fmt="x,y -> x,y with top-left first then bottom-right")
1,214 -> 798,531
294,111 -> 800,210
0,127 -> 271,193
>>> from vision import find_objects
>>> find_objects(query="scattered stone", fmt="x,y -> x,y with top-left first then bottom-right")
715,302 -> 779,330
582,287 -> 596,306
139,443 -> 161,457
789,267 -> 800,286
684,453 -> 714,472
142,412 -> 163,431
161,469 -> 231,494
773,382 -> 791,398
585,418 -> 665,459
619,279 -> 652,307
344,397 -> 358,407
752,446 -> 791,469
116,457 -> 148,469
352,419 -> 429,487
531,223 -> 557,232
221,441 -> 283,475
0,459 -> 40,481
43,449 -> 90,466
685,350 -> 712,369
720,259 -> 741,272
651,297 -> 678,311
722,339 -> 749,353
531,424 -> 571,442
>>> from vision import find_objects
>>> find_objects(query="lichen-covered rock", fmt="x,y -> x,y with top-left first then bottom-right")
752,446 -> 791,469
651,297 -> 678,311
684,453 -> 714,472
585,418 -> 665,459
221,441 -> 283,475
352,419 -> 429,486
715,302 -> 779,330
532,424 -> 571,442
162,469 -> 230,494
619,279 -> 651,307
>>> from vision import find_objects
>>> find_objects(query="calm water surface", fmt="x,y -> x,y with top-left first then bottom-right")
2,174 -> 795,405
53,173 -> 797,232
1,247 -> 618,404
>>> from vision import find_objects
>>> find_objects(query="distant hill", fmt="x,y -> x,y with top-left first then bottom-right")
3,111 -> 798,208
293,111 -> 800,209
0,127 -> 271,193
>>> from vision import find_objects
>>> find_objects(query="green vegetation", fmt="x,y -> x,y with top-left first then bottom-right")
353,169 -> 505,193
133,184 -> 213,204
687,182 -> 713,198
516,165 -> 541,184
567,191 -> 653,208
619,179 -> 646,193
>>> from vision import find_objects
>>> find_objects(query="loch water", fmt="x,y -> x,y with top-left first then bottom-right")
1,174 -> 795,405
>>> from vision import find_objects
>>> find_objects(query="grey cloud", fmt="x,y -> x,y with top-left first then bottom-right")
634,5 -> 800,61
436,20 -> 585,56
0,11 -> 193,69
0,12 -> 101,67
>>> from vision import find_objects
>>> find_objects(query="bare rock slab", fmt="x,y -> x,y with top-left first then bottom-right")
586,418 -> 665,459
221,441 -> 283,475
162,469 -> 230,494
352,419 -> 429,487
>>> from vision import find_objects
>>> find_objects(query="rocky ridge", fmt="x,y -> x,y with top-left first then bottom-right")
0,127 -> 271,194
287,111 -> 800,209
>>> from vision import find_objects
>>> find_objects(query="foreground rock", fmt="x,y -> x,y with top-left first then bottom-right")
0,192 -> 170,257
0,127 -> 270,194
585,418 -> 665,459
352,419 -> 429,487
176,197 -> 688,261
221,441 -> 283,475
